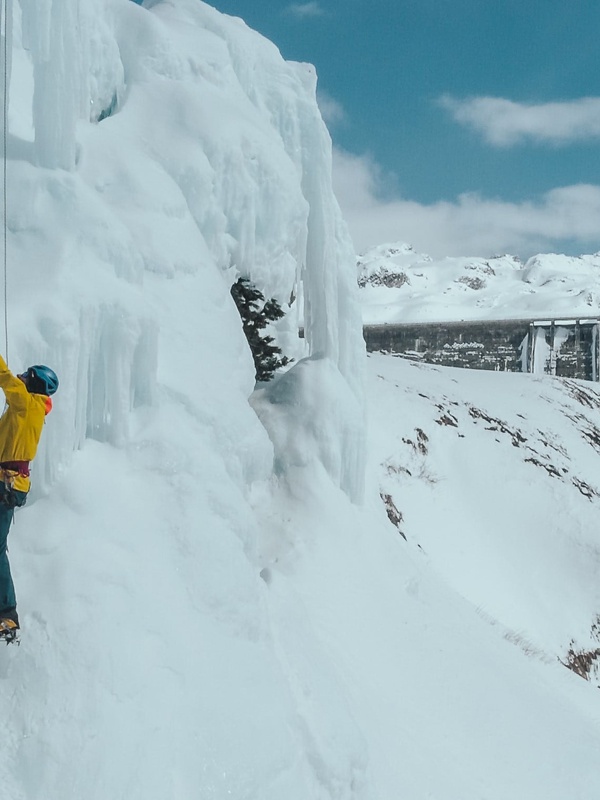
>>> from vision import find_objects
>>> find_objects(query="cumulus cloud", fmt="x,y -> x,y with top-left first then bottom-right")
332,148 -> 600,258
285,2 -> 324,19
438,95 -> 600,147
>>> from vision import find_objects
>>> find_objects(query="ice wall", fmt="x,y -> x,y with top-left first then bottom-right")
7,0 -> 365,501
0,3 -> 368,796
19,0 -> 125,169
197,6 -> 365,499
0,0 -> 14,117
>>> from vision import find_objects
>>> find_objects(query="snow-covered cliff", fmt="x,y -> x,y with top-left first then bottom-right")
6,0 -> 364,498
0,1 -> 367,797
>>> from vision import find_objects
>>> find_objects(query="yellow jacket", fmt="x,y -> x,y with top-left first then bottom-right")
0,355 -> 51,492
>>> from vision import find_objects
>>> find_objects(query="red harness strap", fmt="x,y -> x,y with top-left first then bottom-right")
0,461 -> 30,477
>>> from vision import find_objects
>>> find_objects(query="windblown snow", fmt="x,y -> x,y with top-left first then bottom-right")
0,1 -> 599,799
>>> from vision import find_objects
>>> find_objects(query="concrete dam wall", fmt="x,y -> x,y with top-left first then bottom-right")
363,318 -> 600,381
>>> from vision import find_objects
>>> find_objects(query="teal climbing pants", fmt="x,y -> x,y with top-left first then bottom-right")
0,482 -> 27,624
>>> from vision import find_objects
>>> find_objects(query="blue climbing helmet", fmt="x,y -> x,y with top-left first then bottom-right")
26,365 -> 59,396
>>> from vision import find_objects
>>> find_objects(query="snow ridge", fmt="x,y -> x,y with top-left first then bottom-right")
359,241 -> 600,324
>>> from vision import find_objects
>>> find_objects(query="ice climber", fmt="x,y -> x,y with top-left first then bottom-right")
0,357 -> 58,642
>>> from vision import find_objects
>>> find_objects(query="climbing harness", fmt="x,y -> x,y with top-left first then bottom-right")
0,465 -> 27,509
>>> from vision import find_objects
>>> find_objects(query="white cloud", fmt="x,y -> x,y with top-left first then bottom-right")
332,148 -> 600,258
285,2 -> 324,19
316,90 -> 346,126
439,95 -> 600,147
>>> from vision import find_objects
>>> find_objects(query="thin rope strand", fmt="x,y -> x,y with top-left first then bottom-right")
2,0 -> 7,363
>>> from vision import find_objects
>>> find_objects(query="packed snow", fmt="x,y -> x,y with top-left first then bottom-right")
359,242 -> 600,324
0,1 -> 598,799
362,354 -> 600,797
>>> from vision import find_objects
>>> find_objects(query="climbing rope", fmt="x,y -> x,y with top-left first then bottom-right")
1,0 -> 7,363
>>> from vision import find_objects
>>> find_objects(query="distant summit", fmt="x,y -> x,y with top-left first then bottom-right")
358,242 -> 600,324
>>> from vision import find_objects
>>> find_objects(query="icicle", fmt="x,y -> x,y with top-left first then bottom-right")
0,0 -> 14,120
295,72 -> 366,502
21,0 -> 87,170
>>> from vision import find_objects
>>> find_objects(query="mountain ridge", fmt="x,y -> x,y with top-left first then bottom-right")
359,241 -> 600,324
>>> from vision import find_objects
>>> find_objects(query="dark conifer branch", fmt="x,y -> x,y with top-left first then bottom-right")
231,278 -> 292,382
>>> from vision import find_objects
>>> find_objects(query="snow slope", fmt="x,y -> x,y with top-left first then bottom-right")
368,354 -> 600,669
0,1 -> 598,799
359,242 -> 600,324
255,355 -> 600,799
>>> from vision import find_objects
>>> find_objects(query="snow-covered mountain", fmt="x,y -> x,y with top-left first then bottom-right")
359,242 -> 600,324
0,2 -> 599,799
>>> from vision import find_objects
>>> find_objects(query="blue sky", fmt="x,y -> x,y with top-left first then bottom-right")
205,1 -> 600,257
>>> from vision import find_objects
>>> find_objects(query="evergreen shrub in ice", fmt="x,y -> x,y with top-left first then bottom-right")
230,277 -> 291,382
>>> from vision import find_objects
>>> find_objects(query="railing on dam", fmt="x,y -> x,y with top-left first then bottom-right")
362,317 -> 600,381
